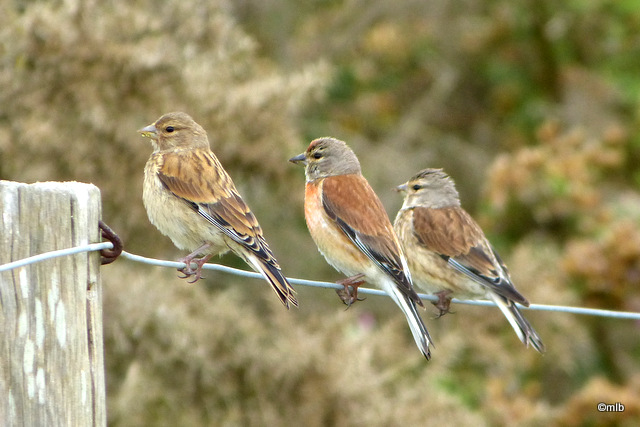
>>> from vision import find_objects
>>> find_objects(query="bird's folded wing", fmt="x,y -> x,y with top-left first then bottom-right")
321,175 -> 422,305
157,149 -> 280,266
411,206 -> 528,305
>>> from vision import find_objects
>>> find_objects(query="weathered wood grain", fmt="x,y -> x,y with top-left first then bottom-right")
0,181 -> 106,427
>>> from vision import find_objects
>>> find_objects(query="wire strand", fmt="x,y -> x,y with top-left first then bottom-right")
0,242 -> 114,272
2,243 -> 640,320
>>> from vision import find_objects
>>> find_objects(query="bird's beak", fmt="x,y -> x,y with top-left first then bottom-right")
289,152 -> 307,166
138,123 -> 158,140
394,183 -> 408,193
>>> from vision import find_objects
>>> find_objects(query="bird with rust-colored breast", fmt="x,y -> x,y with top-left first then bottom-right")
139,112 -> 297,309
290,137 -> 433,360
394,168 -> 544,352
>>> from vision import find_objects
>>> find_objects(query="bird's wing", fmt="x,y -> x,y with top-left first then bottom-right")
157,149 -> 297,307
411,206 -> 528,305
157,149 -> 277,265
321,174 -> 422,306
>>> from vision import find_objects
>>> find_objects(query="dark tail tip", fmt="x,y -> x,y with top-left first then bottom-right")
263,260 -> 298,309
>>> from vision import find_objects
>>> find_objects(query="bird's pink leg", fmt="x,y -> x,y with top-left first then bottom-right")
335,273 -> 366,308
432,290 -> 454,318
177,243 -> 212,283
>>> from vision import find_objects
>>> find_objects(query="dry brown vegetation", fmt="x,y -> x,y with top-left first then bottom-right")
2,0 -> 639,425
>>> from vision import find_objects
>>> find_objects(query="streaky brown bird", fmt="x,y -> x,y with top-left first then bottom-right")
290,137 -> 433,360
394,168 -> 544,352
139,111 -> 297,309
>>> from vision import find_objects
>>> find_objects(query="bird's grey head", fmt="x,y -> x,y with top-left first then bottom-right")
289,137 -> 362,182
396,168 -> 461,209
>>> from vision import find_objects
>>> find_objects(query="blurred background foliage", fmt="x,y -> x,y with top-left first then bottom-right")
2,0 -> 640,425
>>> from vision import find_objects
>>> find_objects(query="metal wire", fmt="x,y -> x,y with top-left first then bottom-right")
0,242 -> 114,272
2,243 -> 640,320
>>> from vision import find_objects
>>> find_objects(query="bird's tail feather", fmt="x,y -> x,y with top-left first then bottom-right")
384,281 -> 433,360
489,293 -> 545,353
247,255 -> 298,309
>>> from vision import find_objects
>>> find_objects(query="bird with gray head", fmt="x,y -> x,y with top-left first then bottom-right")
394,168 -> 544,353
290,137 -> 433,360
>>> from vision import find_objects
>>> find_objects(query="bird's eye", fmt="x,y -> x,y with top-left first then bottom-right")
412,184 -> 421,191
313,152 -> 323,159
166,126 -> 175,133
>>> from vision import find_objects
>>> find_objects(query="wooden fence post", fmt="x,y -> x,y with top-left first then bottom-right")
0,181 -> 106,427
